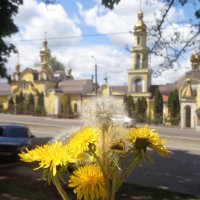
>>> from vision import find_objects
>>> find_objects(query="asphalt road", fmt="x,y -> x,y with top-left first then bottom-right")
0,114 -> 200,197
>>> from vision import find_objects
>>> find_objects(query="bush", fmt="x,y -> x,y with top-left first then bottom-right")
153,114 -> 163,124
170,115 -> 180,125
145,116 -> 152,124
35,106 -> 43,116
135,113 -> 146,123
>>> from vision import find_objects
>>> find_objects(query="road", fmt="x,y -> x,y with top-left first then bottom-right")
0,114 -> 200,197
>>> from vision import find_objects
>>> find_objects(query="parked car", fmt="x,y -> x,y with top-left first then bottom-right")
0,125 -> 34,155
111,115 -> 136,128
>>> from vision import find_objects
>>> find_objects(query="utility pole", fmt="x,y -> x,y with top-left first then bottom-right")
91,56 -> 98,96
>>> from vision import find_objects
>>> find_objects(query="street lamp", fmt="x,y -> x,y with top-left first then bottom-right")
91,56 -> 98,96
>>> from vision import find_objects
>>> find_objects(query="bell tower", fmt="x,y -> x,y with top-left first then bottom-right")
190,51 -> 200,71
128,9 -> 152,97
40,39 -> 51,68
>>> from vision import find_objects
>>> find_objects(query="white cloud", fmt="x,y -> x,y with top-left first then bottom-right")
5,0 -> 196,87
49,44 -> 129,85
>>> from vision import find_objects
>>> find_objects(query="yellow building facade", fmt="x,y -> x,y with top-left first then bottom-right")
0,9 -> 200,131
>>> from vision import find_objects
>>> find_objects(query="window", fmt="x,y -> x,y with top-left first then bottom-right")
135,54 -> 141,69
21,81 -> 28,90
1,126 -> 29,138
74,103 -> 78,113
135,78 -> 143,93
137,36 -> 140,45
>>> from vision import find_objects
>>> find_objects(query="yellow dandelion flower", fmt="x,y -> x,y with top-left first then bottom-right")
128,127 -> 169,157
67,127 -> 101,156
68,165 -> 106,200
19,141 -> 77,177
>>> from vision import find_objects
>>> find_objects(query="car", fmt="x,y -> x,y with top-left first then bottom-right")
111,115 -> 136,128
0,125 -> 34,155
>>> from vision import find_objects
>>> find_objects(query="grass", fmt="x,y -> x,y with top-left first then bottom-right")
0,161 -> 199,200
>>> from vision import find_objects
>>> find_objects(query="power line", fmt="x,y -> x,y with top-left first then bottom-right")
5,31 -> 130,43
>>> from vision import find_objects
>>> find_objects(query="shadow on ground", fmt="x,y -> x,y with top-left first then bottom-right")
128,149 -> 200,198
0,145 -> 200,199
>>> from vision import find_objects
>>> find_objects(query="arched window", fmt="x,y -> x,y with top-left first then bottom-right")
135,54 -> 140,69
135,78 -> 143,93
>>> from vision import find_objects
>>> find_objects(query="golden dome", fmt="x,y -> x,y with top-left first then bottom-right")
40,40 -> 50,54
190,52 -> 200,63
134,10 -> 146,32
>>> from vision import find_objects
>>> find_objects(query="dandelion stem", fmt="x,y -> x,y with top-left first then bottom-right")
53,176 -> 70,200
116,154 -> 138,190
110,167 -> 118,200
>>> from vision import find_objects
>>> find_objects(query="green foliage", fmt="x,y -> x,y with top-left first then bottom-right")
0,103 -> 3,113
153,114 -> 163,125
101,0 -> 121,9
123,94 -> 128,103
136,98 -> 147,115
140,97 -> 147,115
154,88 -> 163,116
49,57 -> 65,71
135,98 -> 147,122
66,96 -> 73,118
15,92 -> 25,114
16,102 -> 24,114
136,98 -> 141,114
127,95 -> 134,117
25,93 -> 35,114
19,91 -> 24,102
38,92 -> 44,107
153,89 -> 163,124
0,0 -> 23,79
28,93 -> 34,106
36,92 -> 45,116
168,89 -> 180,125
9,97 -> 14,105
123,94 -> 135,117
15,94 -> 20,105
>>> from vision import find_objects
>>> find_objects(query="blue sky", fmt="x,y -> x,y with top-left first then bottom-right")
5,0 -> 199,85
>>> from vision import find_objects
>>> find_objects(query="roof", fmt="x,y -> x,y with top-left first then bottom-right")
159,83 -> 176,95
0,83 -> 10,96
57,79 -> 93,95
110,86 -> 128,93
176,70 -> 200,89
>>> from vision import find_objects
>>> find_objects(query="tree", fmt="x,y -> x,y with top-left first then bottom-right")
136,98 -> 142,114
168,89 -> 180,124
35,92 -> 45,115
8,97 -> 14,113
127,95 -> 134,117
49,57 -> 65,71
0,103 -> 3,113
101,0 -> 200,75
0,0 -> 23,79
140,97 -> 147,116
15,91 -> 24,114
66,96 -> 73,118
28,93 -> 34,107
154,88 -> 163,124
38,92 -> 44,107
27,93 -> 34,114
123,94 -> 128,112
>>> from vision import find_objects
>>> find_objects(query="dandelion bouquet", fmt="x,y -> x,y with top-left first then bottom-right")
19,97 -> 169,200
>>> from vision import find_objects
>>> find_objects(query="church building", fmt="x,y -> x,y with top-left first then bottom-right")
0,8 -> 200,131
